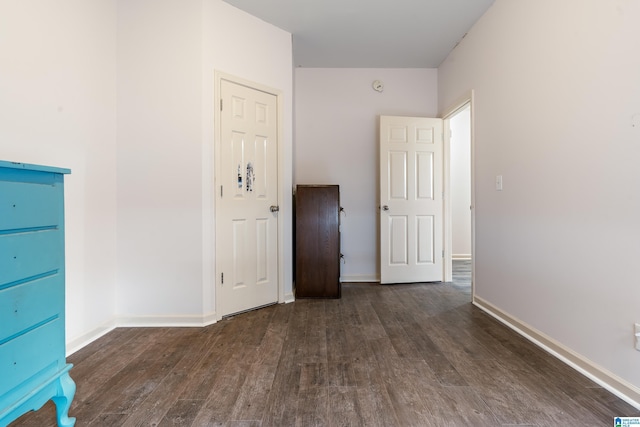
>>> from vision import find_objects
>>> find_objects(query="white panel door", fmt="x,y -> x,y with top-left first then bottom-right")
217,79 -> 278,316
380,116 -> 443,284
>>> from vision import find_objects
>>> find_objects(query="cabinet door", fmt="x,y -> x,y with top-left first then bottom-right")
295,185 -> 340,298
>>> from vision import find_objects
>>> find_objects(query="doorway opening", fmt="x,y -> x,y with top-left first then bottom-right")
443,96 -> 474,298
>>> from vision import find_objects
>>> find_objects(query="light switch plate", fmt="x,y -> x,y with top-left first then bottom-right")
495,175 -> 503,191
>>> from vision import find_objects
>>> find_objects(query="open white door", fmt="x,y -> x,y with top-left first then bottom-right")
379,115 -> 443,284
216,79 -> 279,316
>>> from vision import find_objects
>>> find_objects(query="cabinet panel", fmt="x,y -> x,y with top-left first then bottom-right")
0,275 -> 63,342
0,230 -> 62,286
0,318 -> 63,396
0,181 -> 61,231
295,185 -> 341,298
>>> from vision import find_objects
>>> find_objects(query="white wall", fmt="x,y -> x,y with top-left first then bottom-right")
295,68 -> 437,281
450,105 -> 472,258
0,0 -> 118,348
116,0 -> 205,319
439,0 -> 640,401
1,0 -> 292,349
116,0 -> 293,321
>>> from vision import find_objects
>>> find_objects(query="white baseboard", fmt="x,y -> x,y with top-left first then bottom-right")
473,295 -> 640,410
66,320 -> 117,357
283,292 -> 295,304
116,312 -> 218,328
65,312 -> 218,356
340,274 -> 379,283
201,311 -> 218,326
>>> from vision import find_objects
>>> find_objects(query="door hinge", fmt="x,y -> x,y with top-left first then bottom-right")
220,185 -> 223,198
220,99 -> 223,111
221,272 -> 224,284
442,250 -> 445,258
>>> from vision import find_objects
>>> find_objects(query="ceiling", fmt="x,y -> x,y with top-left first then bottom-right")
222,0 -> 495,68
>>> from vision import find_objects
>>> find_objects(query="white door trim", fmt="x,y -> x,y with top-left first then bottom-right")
442,90 -> 476,298
213,71 -> 286,320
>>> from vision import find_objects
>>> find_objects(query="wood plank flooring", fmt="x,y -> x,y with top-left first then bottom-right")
10,270 -> 639,426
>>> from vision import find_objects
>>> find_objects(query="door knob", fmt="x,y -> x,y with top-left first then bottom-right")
270,205 -> 280,213
382,205 -> 389,211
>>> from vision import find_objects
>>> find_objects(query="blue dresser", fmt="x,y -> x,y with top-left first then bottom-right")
0,161 -> 75,427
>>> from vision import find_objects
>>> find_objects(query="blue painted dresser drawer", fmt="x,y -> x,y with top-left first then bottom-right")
0,275 -> 63,343
0,181 -> 61,232
0,230 -> 62,287
0,318 -> 64,397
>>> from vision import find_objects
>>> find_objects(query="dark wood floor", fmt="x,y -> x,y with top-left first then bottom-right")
11,265 -> 639,426
450,259 -> 471,293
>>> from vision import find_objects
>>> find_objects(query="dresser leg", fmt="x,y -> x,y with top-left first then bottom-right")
52,371 -> 76,427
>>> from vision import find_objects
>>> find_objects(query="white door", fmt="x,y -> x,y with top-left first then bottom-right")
379,115 -> 443,284
216,79 -> 279,317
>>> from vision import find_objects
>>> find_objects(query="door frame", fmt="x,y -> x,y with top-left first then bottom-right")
442,90 -> 476,298
213,71 -> 286,320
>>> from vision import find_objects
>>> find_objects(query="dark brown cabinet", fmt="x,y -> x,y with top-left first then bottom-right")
295,185 -> 341,298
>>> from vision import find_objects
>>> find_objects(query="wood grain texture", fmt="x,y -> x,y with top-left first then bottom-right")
295,185 -> 341,298
10,264 -> 640,426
